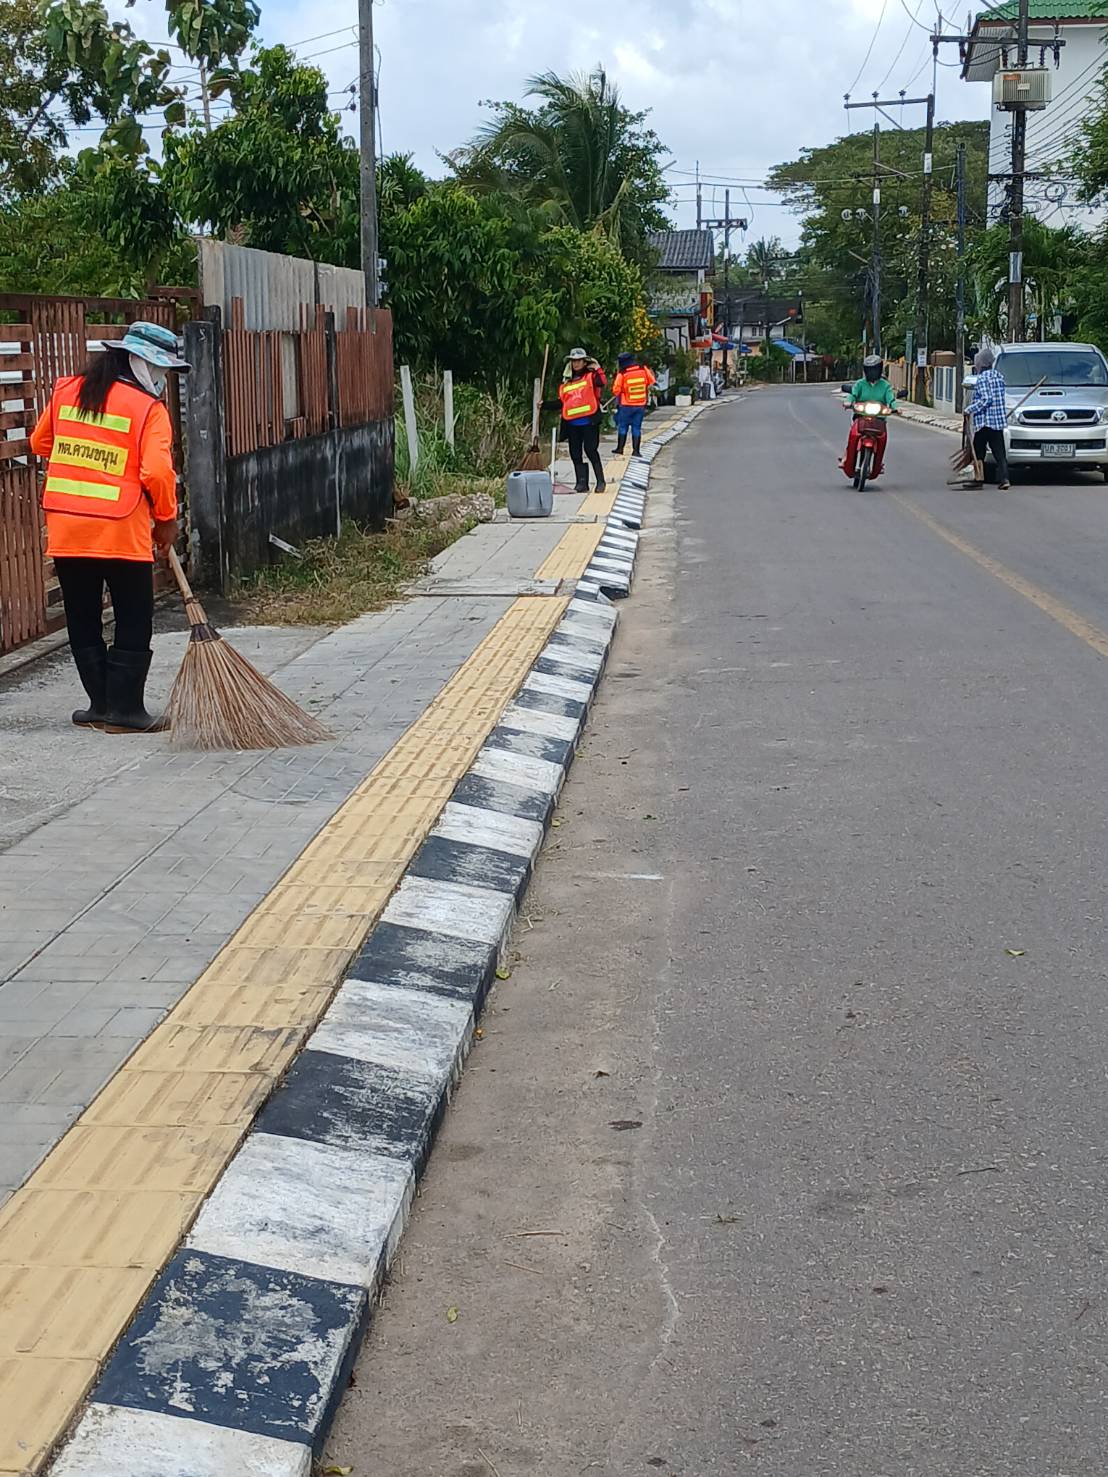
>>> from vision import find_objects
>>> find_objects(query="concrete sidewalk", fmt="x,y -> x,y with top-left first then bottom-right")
0,482 -> 612,1201
0,401 -> 714,1476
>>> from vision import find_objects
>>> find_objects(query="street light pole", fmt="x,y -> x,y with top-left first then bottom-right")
1008,0 -> 1030,340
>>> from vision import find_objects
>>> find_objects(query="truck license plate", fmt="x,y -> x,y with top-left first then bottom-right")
1041,442 -> 1075,457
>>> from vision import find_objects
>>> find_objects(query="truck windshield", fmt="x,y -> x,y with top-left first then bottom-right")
995,350 -> 1108,387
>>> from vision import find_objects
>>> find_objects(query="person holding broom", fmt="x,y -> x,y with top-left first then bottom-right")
558,347 -> 607,493
29,321 -> 189,732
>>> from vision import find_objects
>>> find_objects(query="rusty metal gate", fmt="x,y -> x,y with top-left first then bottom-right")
0,292 -> 193,656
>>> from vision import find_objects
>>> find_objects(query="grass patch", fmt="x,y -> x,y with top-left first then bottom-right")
238,517 -> 476,627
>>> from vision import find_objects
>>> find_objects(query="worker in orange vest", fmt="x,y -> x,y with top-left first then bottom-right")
558,347 -> 608,493
29,321 -> 188,732
611,351 -> 656,458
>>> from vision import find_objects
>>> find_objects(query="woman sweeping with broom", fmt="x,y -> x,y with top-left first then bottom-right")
30,321 -> 188,732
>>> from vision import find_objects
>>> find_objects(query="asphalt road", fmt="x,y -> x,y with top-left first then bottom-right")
325,388 -> 1108,1477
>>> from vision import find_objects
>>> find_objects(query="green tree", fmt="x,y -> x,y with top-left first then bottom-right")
0,0 -> 180,200
380,181 -> 558,385
746,236 -> 785,283
766,121 -> 989,355
165,45 -> 360,262
966,218 -> 1087,341
453,67 -> 669,263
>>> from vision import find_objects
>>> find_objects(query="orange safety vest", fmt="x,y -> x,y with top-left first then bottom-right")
559,372 -> 600,421
618,367 -> 652,407
42,376 -> 158,520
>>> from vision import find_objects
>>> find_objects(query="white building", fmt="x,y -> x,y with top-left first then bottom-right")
963,2 -> 1108,233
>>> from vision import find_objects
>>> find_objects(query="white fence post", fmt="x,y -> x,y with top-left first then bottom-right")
443,369 -> 455,450
400,364 -> 419,475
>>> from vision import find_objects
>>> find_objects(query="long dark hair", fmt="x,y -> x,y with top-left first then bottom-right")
76,351 -> 127,418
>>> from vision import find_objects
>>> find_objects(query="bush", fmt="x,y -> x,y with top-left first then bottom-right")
395,373 -> 531,500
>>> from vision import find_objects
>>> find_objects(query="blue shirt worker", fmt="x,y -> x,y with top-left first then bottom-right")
612,352 -> 656,458
968,346 -> 1010,489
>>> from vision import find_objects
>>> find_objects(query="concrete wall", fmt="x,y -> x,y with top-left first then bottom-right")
224,420 -> 394,581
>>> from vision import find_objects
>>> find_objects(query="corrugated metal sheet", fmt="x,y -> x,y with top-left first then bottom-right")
199,240 -> 366,331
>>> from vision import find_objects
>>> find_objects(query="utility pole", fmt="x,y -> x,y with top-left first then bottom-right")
955,141 -> 967,412
913,90 -> 935,402
845,93 -> 933,373
703,197 -> 748,384
358,0 -> 379,306
871,121 -> 882,356
198,63 -> 213,132
1008,0 -> 1030,341
696,160 -> 702,232
723,188 -> 730,382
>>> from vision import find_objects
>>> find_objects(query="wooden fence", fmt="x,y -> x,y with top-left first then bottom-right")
220,300 -> 393,455
0,292 -> 195,657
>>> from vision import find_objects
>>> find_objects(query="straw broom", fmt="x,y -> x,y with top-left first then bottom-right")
165,548 -> 332,750
516,344 -> 550,472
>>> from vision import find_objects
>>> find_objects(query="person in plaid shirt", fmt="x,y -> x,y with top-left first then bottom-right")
968,347 -> 1010,488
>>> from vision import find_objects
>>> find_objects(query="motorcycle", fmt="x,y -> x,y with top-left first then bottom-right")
840,386 -> 896,491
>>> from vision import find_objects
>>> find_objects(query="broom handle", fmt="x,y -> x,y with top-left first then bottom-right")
166,545 -> 200,606
1004,376 -> 1047,423
531,345 -> 550,441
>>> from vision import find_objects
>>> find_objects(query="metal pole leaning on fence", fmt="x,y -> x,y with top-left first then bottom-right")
443,370 -> 455,450
400,364 -> 419,476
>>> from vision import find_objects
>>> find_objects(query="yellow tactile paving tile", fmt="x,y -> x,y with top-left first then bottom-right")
0,588 -> 571,1472
0,1190 -> 199,1266
33,1125 -> 245,1194
126,1022 -> 311,1072
537,522 -> 605,581
0,1265 -> 152,1358
0,1358 -> 97,1475
84,1070 -> 272,1127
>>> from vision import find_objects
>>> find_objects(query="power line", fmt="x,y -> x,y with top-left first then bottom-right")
846,0 -> 890,97
877,0 -> 928,92
896,0 -> 933,32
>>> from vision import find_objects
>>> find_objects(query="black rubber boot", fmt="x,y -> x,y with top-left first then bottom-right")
594,477 -> 607,492
104,648 -> 165,733
70,644 -> 108,728
632,434 -> 642,457
615,435 -> 626,455
574,477 -> 589,493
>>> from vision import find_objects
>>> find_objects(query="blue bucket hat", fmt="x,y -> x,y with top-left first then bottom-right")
618,352 -> 633,369
108,320 -> 189,371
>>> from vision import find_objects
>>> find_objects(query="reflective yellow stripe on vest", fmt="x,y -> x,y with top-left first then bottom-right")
50,435 -> 129,477
57,403 -> 133,435
44,475 -> 123,503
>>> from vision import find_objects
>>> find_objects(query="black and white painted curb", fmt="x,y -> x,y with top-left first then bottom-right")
47,406 -> 709,1477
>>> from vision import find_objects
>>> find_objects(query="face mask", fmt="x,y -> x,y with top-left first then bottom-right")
129,353 -> 168,398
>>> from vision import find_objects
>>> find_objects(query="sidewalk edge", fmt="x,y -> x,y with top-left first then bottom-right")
46,406 -> 714,1477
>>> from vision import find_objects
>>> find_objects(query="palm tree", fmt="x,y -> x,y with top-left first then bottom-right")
454,68 -> 664,256
746,236 -> 784,286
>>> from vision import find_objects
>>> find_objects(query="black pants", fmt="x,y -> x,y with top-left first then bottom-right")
973,426 -> 1009,485
565,420 -> 605,489
54,557 -> 154,653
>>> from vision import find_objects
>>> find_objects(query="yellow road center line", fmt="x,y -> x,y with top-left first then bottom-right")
891,492 -> 1108,660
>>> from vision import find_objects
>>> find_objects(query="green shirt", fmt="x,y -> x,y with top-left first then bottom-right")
850,377 -> 898,409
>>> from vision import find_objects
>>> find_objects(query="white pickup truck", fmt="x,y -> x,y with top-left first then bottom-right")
965,342 -> 1108,480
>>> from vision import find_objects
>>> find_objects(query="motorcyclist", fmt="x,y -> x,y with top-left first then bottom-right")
840,354 -> 898,480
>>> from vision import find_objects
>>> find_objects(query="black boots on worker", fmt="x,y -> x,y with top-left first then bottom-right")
615,434 -> 627,455
71,644 -> 108,727
632,434 -> 642,458
104,647 -> 165,733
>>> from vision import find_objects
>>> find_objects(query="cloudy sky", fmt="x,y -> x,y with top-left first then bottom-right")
125,0 -> 995,247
